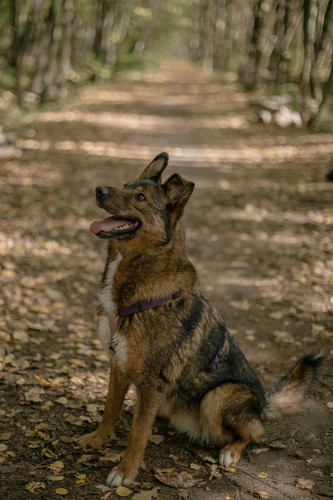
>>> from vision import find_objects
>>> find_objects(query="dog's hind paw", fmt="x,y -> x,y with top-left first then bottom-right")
219,449 -> 234,468
219,441 -> 246,468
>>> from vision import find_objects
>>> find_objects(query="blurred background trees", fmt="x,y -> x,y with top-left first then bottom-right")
0,0 -> 332,128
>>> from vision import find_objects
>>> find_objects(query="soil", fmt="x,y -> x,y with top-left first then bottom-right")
0,60 -> 332,500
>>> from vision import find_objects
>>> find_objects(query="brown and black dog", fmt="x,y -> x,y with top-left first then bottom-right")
79,152 -> 322,486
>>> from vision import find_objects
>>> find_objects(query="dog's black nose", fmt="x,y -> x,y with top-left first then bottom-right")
96,186 -> 109,198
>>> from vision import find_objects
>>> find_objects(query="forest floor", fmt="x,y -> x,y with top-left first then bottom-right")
0,60 -> 333,500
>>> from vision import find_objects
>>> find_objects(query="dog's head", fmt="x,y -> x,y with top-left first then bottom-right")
89,153 -> 194,247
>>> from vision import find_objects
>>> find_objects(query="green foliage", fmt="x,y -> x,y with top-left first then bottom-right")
0,0 -> 192,106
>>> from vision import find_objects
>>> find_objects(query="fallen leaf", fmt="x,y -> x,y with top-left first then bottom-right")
132,488 -> 159,500
75,473 -> 87,484
49,461 -> 64,473
190,463 -> 200,471
25,387 -> 45,403
13,331 -> 29,343
95,484 -> 111,493
41,448 -> 56,458
178,490 -> 189,499
209,464 -> 222,479
155,469 -> 202,488
47,475 -> 65,482
0,444 -> 8,452
56,397 -> 68,405
197,452 -> 217,463
149,435 -> 164,444
254,491 -> 269,499
116,485 -> 132,497
257,472 -> 268,479
257,342 -> 267,349
65,415 -> 83,426
327,402 -> 333,409
55,488 -> 68,495
86,403 -> 98,413
34,375 -> 53,387
295,478 -> 315,490
77,454 -> 94,464
99,453 -> 122,463
26,482 -> 45,492
252,447 -> 269,454
269,441 -> 286,449
0,432 -> 11,440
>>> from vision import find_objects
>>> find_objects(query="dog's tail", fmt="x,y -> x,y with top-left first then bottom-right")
264,353 -> 323,420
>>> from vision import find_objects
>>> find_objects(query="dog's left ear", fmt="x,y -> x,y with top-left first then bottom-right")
163,173 -> 195,218
139,152 -> 169,184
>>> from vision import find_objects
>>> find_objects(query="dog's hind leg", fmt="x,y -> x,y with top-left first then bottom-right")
200,383 -> 264,466
79,365 -> 128,449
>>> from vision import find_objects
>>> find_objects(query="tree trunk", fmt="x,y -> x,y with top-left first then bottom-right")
60,0 -> 74,96
302,0 -> 318,104
310,55 -> 333,128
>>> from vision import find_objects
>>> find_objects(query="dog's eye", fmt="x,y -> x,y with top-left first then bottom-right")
136,193 -> 146,201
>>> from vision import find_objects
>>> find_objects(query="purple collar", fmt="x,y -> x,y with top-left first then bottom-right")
117,291 -> 181,318
109,291 -> 181,348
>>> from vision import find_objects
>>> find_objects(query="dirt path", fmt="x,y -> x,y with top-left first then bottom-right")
1,61 -> 332,499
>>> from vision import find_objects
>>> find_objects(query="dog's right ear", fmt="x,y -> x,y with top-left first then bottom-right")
139,152 -> 169,184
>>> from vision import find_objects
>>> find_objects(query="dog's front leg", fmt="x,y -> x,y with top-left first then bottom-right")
106,384 -> 161,486
79,364 -> 128,449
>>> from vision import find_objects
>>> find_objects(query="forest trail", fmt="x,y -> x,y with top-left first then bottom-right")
1,60 -> 332,499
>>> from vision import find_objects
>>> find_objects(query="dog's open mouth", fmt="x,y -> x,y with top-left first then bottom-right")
89,215 -> 141,239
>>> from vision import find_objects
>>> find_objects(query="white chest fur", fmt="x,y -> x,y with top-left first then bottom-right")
98,253 -> 128,371
99,253 -> 122,314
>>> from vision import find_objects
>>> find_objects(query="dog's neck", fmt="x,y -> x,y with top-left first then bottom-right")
109,225 -> 197,306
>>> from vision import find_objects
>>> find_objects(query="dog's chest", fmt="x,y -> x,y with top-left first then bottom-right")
98,253 -> 128,372
99,253 -> 122,314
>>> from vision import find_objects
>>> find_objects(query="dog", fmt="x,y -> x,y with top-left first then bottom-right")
79,152 -> 322,486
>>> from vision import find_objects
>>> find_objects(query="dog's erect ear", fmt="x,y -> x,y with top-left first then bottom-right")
139,152 -> 169,183
163,173 -> 195,218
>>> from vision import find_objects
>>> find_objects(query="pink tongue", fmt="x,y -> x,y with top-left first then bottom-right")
89,216 -> 132,235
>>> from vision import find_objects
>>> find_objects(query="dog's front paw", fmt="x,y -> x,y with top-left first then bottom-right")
107,468 -> 133,487
78,429 -> 108,449
106,462 -> 136,487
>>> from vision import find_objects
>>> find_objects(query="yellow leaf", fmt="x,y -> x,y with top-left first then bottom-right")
75,474 -> 86,479
55,488 -> 68,495
75,473 -> 87,484
257,472 -> 268,479
41,448 -> 56,458
116,485 -> 132,497
34,375 -> 53,387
